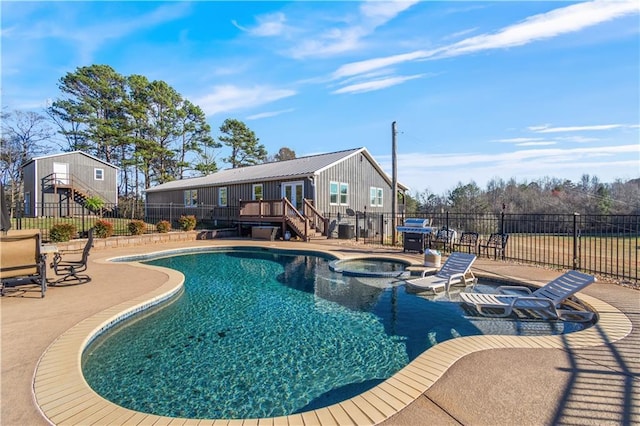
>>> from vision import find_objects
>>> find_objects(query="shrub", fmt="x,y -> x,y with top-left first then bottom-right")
84,196 -> 105,214
178,215 -> 197,231
156,220 -> 171,233
128,220 -> 147,235
49,223 -> 77,242
94,219 -> 114,238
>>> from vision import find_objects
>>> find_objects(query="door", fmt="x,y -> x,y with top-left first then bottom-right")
282,181 -> 304,212
53,162 -> 69,184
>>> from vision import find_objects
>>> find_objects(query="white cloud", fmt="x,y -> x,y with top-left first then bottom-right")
233,12 -> 287,37
515,141 -> 557,147
332,74 -> 426,94
332,50 -> 432,79
194,85 -> 296,117
332,1 -> 639,79
528,124 -> 627,133
493,137 -> 545,143
288,0 -> 419,59
246,108 -> 295,120
437,1 -> 639,58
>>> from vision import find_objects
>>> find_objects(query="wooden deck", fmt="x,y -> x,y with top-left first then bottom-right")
239,198 -> 328,241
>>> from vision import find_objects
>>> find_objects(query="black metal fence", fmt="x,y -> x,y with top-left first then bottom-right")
6,202 -> 639,284
343,211 -> 639,284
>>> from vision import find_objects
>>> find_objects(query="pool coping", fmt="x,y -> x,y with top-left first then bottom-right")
32,245 -> 633,426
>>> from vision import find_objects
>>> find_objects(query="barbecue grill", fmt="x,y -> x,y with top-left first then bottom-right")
397,218 -> 434,253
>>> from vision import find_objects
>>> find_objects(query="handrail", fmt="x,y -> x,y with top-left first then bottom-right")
42,173 -> 115,204
303,199 -> 328,236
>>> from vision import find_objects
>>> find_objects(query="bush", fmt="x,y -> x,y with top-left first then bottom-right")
49,223 -> 77,242
156,220 -> 171,233
128,220 -> 147,235
178,215 -> 197,231
94,219 -> 114,238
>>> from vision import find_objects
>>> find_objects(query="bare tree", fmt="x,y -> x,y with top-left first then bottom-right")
0,110 -> 53,211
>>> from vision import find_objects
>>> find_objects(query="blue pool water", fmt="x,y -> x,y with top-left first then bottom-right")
83,249 -> 587,419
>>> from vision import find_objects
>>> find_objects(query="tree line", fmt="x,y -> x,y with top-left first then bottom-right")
405,175 -> 640,216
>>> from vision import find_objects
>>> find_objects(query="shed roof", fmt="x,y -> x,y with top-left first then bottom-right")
23,151 -> 119,169
146,147 -> 407,192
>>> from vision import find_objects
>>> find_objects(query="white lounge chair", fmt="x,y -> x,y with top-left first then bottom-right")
459,270 -> 596,320
406,252 -> 477,294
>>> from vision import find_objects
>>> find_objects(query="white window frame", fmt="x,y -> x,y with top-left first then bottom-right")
252,184 -> 263,201
94,168 -> 104,181
339,182 -> 349,205
184,189 -> 197,208
370,187 -> 383,207
329,181 -> 339,205
218,187 -> 228,207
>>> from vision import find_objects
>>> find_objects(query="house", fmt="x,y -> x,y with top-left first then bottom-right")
22,151 -> 118,217
145,147 -> 407,240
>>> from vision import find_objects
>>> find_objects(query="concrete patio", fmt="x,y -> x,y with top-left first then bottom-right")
1,238 -> 638,425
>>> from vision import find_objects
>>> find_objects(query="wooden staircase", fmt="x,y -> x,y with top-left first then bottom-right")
42,173 -> 112,214
239,198 -> 329,241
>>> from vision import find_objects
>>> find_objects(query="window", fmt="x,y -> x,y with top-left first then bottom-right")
370,187 -> 383,207
94,168 -> 104,180
184,189 -> 197,207
330,181 -> 349,205
252,184 -> 263,200
340,183 -> 349,205
329,182 -> 339,205
218,187 -> 228,207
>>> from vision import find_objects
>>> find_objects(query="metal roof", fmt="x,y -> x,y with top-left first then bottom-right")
23,151 -> 120,169
146,147 -> 407,192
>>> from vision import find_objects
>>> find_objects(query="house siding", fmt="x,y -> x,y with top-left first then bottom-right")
144,148 -> 402,235
23,152 -> 118,217
316,152 -> 392,215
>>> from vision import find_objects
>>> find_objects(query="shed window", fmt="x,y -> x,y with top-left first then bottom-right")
184,189 -> 197,207
94,168 -> 104,181
252,184 -> 263,200
218,187 -> 228,207
370,187 -> 383,207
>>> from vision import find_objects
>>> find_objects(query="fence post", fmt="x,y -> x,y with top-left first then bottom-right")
573,212 -> 580,270
380,214 -> 385,245
355,213 -> 359,242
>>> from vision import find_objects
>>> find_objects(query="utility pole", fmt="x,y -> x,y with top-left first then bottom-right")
392,121 -> 398,245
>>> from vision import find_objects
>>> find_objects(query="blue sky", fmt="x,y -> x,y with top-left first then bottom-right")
2,1 -> 639,194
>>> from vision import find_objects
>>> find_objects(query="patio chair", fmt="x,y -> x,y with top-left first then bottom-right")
452,232 -> 479,254
428,227 -> 457,251
50,228 -> 94,285
459,270 -> 596,320
479,233 -> 509,259
405,252 -> 477,294
1,230 -> 46,297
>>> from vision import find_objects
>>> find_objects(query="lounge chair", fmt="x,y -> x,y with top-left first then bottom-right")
1,230 -> 47,297
459,270 -> 596,320
50,228 -> 94,284
406,252 -> 477,294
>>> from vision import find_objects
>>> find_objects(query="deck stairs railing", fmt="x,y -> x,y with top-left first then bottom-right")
42,173 -> 113,213
238,198 -> 329,241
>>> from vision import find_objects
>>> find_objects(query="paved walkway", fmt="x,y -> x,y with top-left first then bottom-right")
1,239 -> 638,425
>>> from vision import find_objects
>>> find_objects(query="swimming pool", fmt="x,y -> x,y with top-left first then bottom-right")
82,248 -> 590,420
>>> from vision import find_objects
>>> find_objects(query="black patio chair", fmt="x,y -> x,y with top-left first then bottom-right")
50,228 -> 94,285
